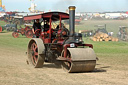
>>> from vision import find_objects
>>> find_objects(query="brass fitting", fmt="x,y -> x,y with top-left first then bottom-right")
69,6 -> 76,10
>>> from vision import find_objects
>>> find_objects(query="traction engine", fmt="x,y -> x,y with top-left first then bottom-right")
12,25 -> 33,38
25,6 -> 97,73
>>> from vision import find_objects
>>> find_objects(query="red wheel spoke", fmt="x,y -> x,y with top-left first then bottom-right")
34,46 -> 38,51
31,42 -> 39,65
34,52 -> 38,56
32,43 -> 36,50
33,55 -> 37,62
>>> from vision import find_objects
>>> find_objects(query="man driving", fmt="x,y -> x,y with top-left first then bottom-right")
32,19 -> 41,38
44,20 -> 50,32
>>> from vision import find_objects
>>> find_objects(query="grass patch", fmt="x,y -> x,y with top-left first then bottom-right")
83,39 -> 128,54
0,33 -> 30,51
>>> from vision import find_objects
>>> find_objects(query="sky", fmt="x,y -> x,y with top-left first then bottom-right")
2,0 -> 128,12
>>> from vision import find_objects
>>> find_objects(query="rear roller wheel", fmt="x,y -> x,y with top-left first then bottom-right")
61,48 -> 96,73
0,26 -> 2,32
28,38 -> 45,68
25,29 -> 33,38
12,32 -> 19,38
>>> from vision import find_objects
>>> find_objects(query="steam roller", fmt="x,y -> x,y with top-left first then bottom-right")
25,6 -> 97,73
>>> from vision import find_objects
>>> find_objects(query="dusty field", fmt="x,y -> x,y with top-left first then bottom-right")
1,19 -> 128,85
0,35 -> 128,85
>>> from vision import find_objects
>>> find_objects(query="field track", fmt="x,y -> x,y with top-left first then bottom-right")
0,33 -> 128,85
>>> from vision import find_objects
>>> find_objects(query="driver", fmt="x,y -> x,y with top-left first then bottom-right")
56,23 -> 65,30
32,19 -> 41,38
44,20 -> 50,32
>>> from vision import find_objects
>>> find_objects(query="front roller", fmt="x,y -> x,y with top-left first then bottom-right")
61,48 -> 96,73
28,38 -> 45,68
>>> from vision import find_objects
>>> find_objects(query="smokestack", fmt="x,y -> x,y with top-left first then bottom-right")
69,6 -> 76,37
65,6 -> 83,44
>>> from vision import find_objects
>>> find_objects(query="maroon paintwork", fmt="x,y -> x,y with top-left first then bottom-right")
24,12 -> 69,43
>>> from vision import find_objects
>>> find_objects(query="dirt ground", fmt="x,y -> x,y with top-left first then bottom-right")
0,46 -> 128,85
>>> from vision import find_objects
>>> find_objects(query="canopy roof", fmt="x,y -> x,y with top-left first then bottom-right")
24,12 -> 69,21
